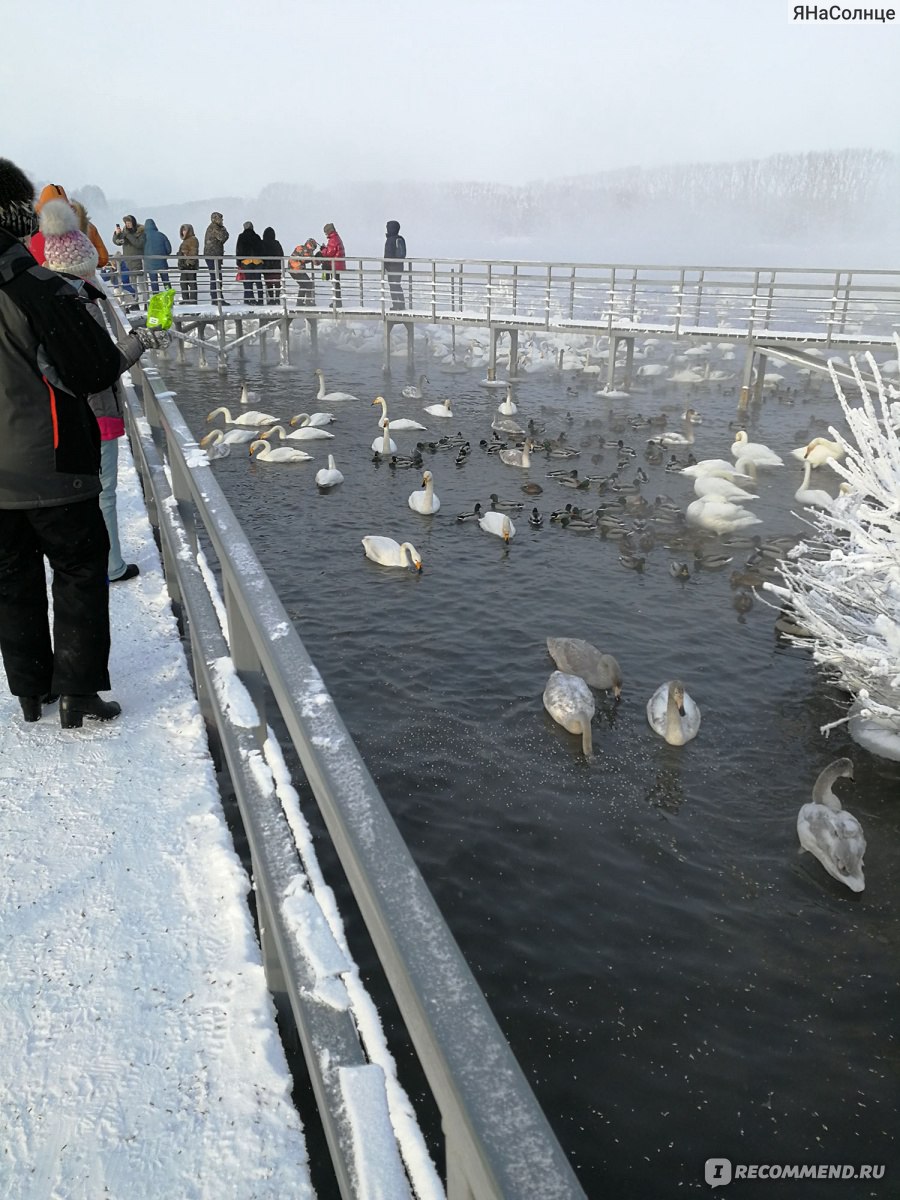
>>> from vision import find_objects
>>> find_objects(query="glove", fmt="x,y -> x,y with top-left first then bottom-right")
133,327 -> 171,351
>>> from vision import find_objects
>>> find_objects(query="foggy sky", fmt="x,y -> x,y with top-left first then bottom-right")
4,0 -> 898,206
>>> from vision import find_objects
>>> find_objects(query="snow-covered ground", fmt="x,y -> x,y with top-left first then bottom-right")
0,445 -> 314,1199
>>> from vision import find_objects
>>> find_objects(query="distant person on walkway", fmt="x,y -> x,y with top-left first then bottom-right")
177,223 -> 199,305
261,225 -> 284,304
0,157 -> 167,728
319,222 -> 345,309
236,221 -> 264,305
112,214 -> 146,309
142,218 -> 171,293
204,211 -> 229,305
384,219 -> 406,311
289,237 -> 318,306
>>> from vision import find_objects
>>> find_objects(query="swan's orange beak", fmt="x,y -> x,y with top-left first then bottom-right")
414,559 -> 423,572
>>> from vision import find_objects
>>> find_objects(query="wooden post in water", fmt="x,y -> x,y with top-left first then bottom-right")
737,345 -> 755,411
622,337 -> 635,391
217,316 -> 227,374
406,320 -> 415,369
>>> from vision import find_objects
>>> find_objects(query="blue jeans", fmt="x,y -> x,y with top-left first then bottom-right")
99,438 -> 126,580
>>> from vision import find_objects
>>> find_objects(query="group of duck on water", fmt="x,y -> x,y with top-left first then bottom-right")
200,362 -> 866,896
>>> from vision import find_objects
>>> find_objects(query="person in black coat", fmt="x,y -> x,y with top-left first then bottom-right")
235,221 -> 265,305
384,220 -> 406,310
261,226 -> 284,305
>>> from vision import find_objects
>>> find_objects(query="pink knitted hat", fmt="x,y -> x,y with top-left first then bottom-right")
40,198 -> 98,278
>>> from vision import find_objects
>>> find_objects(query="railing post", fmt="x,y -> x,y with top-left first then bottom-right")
485,262 -> 492,324
675,269 -> 685,337
694,269 -> 704,327
839,271 -> 853,336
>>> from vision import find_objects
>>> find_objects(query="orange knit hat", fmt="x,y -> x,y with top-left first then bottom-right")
36,183 -> 69,213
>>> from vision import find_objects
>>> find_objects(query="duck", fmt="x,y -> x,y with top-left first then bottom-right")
408,470 -> 441,514
424,395 -> 453,418
693,550 -> 733,570
499,438 -> 533,468
478,511 -> 515,542
618,551 -> 646,571
402,374 -> 429,400
314,368 -> 358,403
560,513 -> 597,531
731,430 -> 784,467
791,436 -> 845,468
732,588 -> 754,615
489,493 -> 524,511
290,410 -> 335,428
249,439 -> 313,464
208,405 -> 280,428
542,671 -> 596,759
646,680 -> 700,745
797,758 -> 865,892
546,637 -> 622,698
456,503 -> 483,522
264,423 -> 334,443
794,460 -> 836,510
528,508 -> 544,528
372,422 -> 398,455
686,497 -> 762,534
371,395 -> 427,431
497,383 -> 518,415
386,452 -> 424,469
200,426 -> 259,447
315,454 -> 344,489
521,482 -> 543,495
670,560 -> 691,580
361,535 -> 423,571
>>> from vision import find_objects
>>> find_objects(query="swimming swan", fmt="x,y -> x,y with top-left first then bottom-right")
401,374 -> 429,400
208,405 -> 280,427
478,512 -> 516,542
693,476 -> 758,502
290,411 -> 335,428
543,671 -> 596,759
790,436 -> 844,468
314,368 -> 358,402
499,438 -> 533,468
686,497 -> 762,533
372,396 -> 427,430
794,459 -> 835,510
646,680 -> 701,745
498,383 -> 518,415
249,439 -> 313,463
424,396 -> 454,418
361,536 -> 422,571
200,427 -> 259,447
731,430 -> 784,467
797,758 -> 865,892
408,470 -> 441,514
263,423 -> 334,442
546,637 -> 622,698
372,421 -> 398,455
315,454 -> 344,488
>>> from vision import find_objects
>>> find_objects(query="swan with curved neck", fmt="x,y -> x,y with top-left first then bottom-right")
401,374 -> 429,400
794,459 -> 834,510
372,396 -> 427,431
546,637 -> 622,699
543,671 -> 596,759
208,405 -> 279,427
314,368 -> 358,402
499,437 -> 533,468
790,436 -> 844,468
249,439 -> 313,463
731,430 -> 784,467
797,758 -> 865,892
424,396 -> 453,418
290,411 -> 335,428
408,470 -> 441,514
263,423 -> 334,443
361,536 -> 422,571
646,680 -> 701,745
478,511 -> 515,542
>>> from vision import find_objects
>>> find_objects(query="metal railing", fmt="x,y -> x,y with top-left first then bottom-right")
105,255 -> 900,348
113,298 -> 586,1200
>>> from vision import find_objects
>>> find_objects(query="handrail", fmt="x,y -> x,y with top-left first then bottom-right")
114,304 -> 586,1200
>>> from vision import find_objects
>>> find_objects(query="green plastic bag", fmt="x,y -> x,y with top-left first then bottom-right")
146,288 -> 175,329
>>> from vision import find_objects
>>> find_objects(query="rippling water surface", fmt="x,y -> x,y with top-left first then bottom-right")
162,324 -> 899,1198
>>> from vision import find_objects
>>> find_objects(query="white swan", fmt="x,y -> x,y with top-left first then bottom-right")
731,430 -> 784,467
401,374 -> 429,400
686,497 -> 762,533
361,536 -> 422,571
371,396 -> 427,431
499,438 -> 532,468
797,758 -> 865,892
264,423 -> 334,443
424,396 -> 453,418
847,698 -> 900,762
315,454 -> 344,489
200,426 -> 259,447
794,460 -> 835,510
372,421 -> 398,455
208,405 -> 280,427
478,511 -> 515,542
239,383 -> 260,406
790,436 -> 844,468
546,637 -> 622,698
408,470 -> 441,514
652,416 -> 696,448
646,680 -> 701,746
200,431 -> 231,460
679,459 -> 754,483
314,368 -> 358,402
248,439 -> 313,464
693,476 -> 758,502
290,411 -> 335,428
543,671 -> 596,759
498,383 -> 518,415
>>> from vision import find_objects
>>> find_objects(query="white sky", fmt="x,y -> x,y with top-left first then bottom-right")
4,0 -> 898,204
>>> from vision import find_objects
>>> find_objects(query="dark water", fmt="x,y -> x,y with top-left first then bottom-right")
162,324 -> 899,1199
